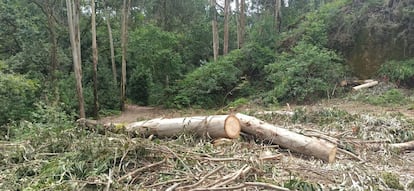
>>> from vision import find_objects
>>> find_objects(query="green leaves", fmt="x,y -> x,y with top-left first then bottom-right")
266,42 -> 346,103
378,58 -> 414,87
0,69 -> 39,125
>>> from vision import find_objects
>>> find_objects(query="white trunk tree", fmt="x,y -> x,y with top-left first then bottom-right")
66,0 -> 85,118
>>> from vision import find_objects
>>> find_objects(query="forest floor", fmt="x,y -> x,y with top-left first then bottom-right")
92,94 -> 414,190
2,85 -> 414,190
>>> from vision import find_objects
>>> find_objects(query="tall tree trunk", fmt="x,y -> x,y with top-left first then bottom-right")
91,0 -> 99,119
274,0 -> 282,33
104,0 -> 117,84
66,0 -> 85,118
120,0 -> 131,111
223,0 -> 230,55
211,0 -> 219,61
239,0 -> 245,48
236,0 -> 241,49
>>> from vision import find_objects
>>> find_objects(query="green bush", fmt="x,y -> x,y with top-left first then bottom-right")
266,42 -> 346,103
169,50 -> 243,108
128,25 -> 184,105
378,58 -> 414,87
365,89 -> 407,106
0,65 -> 39,125
168,43 -> 275,108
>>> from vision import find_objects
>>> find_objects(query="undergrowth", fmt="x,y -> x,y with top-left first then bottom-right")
1,99 -> 413,190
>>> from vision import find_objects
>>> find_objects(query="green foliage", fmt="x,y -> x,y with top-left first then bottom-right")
381,172 -> 404,190
364,89 -> 408,106
170,51 -> 242,108
226,98 -> 249,109
283,176 -> 321,190
0,65 -> 39,125
378,59 -> 414,87
266,42 -> 346,103
292,107 -> 357,126
128,25 -> 183,105
168,43 -> 275,108
128,68 -> 150,105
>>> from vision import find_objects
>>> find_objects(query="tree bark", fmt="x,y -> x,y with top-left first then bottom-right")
236,0 -> 240,49
274,0 -> 282,33
223,0 -> 230,55
239,0 -> 245,48
120,0 -> 131,111
235,113 -> 337,163
126,115 -> 241,139
211,0 -> 219,61
66,0 -> 85,118
390,141 -> 414,152
91,0 -> 99,119
104,0 -> 117,85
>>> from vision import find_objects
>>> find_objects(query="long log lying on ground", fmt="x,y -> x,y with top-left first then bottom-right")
125,115 -> 241,139
235,113 -> 337,163
390,140 -> 414,151
352,80 -> 378,91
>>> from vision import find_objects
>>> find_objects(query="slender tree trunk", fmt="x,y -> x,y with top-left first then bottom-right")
66,0 -> 85,118
104,0 -> 117,84
274,0 -> 282,33
91,0 -> 99,119
223,0 -> 230,55
236,0 -> 241,49
211,0 -> 219,61
120,0 -> 131,111
239,0 -> 245,48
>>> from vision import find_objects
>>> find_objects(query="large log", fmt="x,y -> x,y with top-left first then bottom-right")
235,113 -> 337,163
125,115 -> 240,139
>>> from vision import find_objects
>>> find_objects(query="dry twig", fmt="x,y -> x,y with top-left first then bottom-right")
117,159 -> 166,182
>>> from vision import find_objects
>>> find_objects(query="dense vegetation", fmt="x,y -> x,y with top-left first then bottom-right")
1,0 -> 413,190
1,0 -> 413,120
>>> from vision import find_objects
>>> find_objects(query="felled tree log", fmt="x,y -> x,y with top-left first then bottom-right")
235,113 -> 337,163
352,80 -> 378,91
125,115 -> 240,139
390,141 -> 414,152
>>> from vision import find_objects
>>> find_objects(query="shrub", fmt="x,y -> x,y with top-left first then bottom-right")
128,25 -> 184,105
0,65 -> 39,125
378,58 -> 414,87
168,43 -> 275,108
266,42 -> 346,103
169,50 -> 243,108
365,89 -> 407,106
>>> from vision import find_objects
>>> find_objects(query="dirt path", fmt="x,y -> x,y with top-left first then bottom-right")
99,99 -> 413,125
98,105 -> 163,124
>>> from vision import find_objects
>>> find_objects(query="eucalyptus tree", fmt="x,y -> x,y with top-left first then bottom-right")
66,0 -> 85,118
223,0 -> 230,55
91,0 -> 99,118
103,0 -> 117,84
235,0 -> 246,49
120,0 -> 131,111
211,0 -> 219,61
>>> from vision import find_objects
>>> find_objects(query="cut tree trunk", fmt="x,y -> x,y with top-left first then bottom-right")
126,115 -> 240,139
390,141 -> 414,152
352,80 -> 378,91
235,113 -> 337,163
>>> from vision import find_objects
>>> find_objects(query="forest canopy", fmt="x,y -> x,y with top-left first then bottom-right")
0,0 -> 413,121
